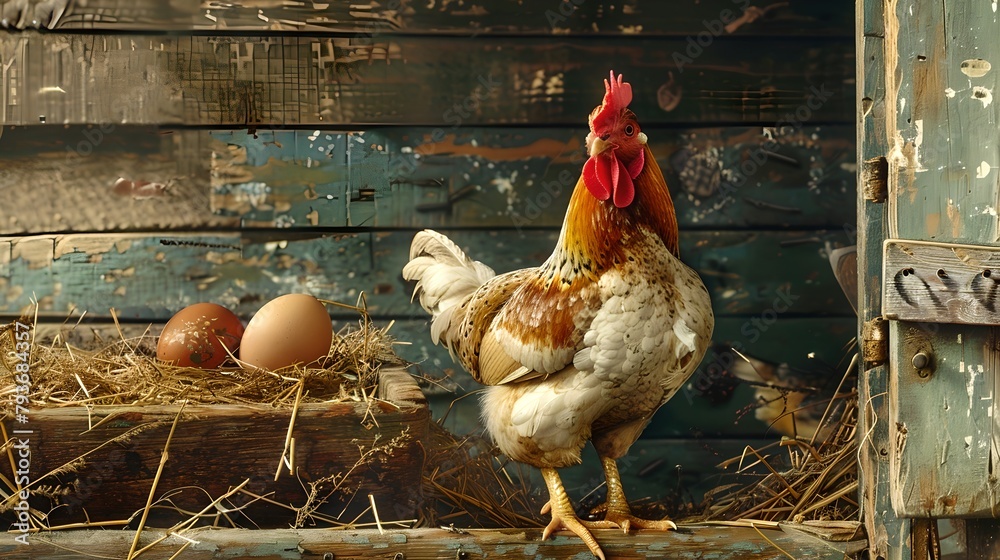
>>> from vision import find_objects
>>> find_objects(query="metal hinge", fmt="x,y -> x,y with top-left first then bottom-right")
862,156 -> 888,203
862,316 -> 888,368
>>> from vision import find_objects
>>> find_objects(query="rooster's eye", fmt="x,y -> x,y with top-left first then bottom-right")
624,124 -> 634,136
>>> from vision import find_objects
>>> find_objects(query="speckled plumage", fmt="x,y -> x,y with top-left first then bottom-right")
402,71 -> 714,559
403,145 -> 714,468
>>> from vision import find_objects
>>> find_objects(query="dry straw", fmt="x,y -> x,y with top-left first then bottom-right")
0,300 -> 398,410
696,353 -> 861,527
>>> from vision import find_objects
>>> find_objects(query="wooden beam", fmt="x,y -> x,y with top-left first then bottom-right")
857,0 -> 911,555
0,525 -> 864,559
0,229 -> 855,320
0,0 -> 853,36
0,124 -> 857,234
883,239 -> 1000,325
0,32 -> 853,126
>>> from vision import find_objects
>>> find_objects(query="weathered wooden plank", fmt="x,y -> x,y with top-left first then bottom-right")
858,0 -> 910,554
0,0 -> 853,36
0,368 -> 429,528
881,0 -> 1000,522
0,230 -> 855,320
886,1 -> 1000,245
0,0 -> 196,30
888,322 -> 1000,517
883,239 -> 1000,325
212,126 -> 857,229
0,32 -> 853,126
0,127 -> 227,234
0,525 -> 861,559
0,124 -> 856,234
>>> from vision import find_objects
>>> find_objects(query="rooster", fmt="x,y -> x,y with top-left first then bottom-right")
403,71 -> 714,559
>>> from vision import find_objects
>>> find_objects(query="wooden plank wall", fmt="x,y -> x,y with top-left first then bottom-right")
0,0 -> 857,509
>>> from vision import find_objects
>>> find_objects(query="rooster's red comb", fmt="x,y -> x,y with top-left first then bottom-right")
591,71 -> 633,132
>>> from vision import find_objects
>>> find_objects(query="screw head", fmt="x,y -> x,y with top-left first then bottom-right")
911,352 -> 931,370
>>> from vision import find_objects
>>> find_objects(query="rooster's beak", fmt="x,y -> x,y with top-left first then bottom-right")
588,135 -> 610,157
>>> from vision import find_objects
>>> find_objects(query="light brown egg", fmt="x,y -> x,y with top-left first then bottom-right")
239,294 -> 333,371
157,303 -> 244,369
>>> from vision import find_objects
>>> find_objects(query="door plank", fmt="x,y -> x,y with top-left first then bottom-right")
881,0 -> 1000,521
858,0 -> 912,555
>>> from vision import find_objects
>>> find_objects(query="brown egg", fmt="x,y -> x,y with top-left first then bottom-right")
157,303 -> 244,369
239,294 -> 333,371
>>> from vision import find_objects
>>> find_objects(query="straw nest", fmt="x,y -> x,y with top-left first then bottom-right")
0,303 -> 396,409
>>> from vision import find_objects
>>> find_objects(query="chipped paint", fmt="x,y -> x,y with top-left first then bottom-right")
946,198 -> 962,239
967,367 -> 979,416
945,87 -> 956,98
926,212 -> 941,236
972,86 -> 993,107
11,236 -> 55,270
960,59 -> 992,78
54,235 -> 133,259
977,161 -> 993,179
413,134 -> 582,163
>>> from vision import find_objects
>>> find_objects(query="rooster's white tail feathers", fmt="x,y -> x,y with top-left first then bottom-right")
402,230 -> 495,347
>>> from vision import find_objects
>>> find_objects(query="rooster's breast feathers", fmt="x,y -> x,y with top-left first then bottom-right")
450,230 -> 709,394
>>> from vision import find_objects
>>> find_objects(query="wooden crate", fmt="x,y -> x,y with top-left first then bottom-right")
0,367 -> 429,529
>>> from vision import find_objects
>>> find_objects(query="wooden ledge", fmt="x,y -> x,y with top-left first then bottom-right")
2,524 -> 865,559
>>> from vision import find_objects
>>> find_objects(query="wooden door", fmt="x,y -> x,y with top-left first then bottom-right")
861,0 -> 1000,557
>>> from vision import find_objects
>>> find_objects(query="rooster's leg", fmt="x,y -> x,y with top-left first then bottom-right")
593,455 -> 678,534
539,467 -> 606,560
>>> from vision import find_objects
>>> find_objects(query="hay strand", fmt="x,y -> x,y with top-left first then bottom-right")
127,403 -> 185,560
274,379 -> 305,481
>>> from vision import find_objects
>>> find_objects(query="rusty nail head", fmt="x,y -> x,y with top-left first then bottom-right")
912,352 -> 931,370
